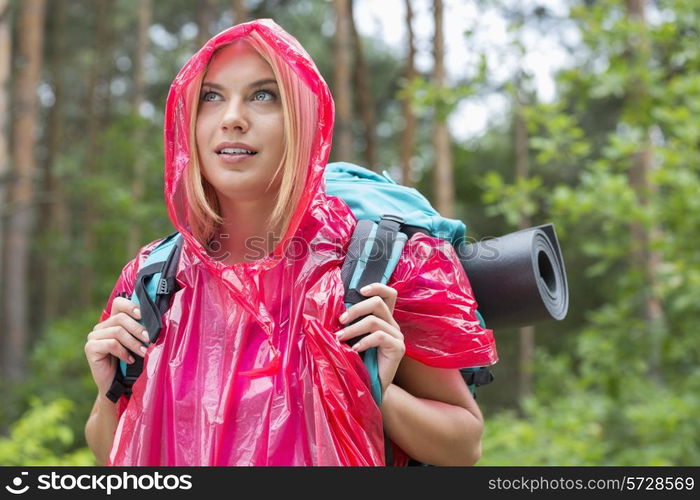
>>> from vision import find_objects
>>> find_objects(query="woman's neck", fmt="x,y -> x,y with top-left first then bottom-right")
212,196 -> 283,265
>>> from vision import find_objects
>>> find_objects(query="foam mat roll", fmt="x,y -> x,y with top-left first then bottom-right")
457,223 -> 569,330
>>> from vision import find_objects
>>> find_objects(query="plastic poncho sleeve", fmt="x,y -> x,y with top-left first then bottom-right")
387,232 -> 498,369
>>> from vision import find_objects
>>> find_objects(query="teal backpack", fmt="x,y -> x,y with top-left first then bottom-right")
324,162 -> 493,404
107,161 -> 494,408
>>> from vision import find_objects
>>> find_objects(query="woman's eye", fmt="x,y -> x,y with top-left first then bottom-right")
201,91 -> 220,102
253,89 -> 276,101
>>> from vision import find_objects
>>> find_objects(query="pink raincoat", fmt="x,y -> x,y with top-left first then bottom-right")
100,19 -> 497,466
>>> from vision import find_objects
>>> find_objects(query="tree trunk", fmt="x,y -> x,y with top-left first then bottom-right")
0,0 -> 11,375
514,75 -> 535,402
232,0 -> 248,24
132,0 -> 151,126
79,0 -> 113,308
36,0 -> 68,332
196,0 -> 217,51
332,0 -> 353,163
348,0 -> 376,171
127,0 -> 152,259
432,0 -> 454,217
625,0 -> 665,384
3,0 -> 46,383
400,0 -> 417,187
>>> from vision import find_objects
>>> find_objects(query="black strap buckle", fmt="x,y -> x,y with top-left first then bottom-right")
461,367 -> 494,387
106,376 -> 129,402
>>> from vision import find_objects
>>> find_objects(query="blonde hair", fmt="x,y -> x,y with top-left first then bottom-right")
185,32 -> 317,249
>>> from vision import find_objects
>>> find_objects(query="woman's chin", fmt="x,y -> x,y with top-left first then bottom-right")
215,185 -> 271,204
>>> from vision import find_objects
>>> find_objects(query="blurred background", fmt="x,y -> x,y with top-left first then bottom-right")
0,0 -> 699,465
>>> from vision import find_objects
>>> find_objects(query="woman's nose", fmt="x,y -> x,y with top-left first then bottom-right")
221,99 -> 249,132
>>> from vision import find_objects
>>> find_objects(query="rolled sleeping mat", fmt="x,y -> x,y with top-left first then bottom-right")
457,223 -> 569,330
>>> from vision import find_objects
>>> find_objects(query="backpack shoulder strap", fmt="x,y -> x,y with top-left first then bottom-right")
342,214 -> 406,306
341,215 -> 408,466
340,215 -> 407,407
105,232 -> 184,403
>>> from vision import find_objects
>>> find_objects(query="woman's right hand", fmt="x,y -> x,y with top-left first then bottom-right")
84,296 -> 150,397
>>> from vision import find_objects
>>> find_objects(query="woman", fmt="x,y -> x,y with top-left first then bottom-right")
84,19 -> 497,466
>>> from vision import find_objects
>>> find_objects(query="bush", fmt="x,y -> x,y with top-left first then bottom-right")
480,373 -> 700,466
0,398 -> 94,466
0,310 -> 101,463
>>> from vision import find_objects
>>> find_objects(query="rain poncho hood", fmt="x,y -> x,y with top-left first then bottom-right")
101,19 -> 497,466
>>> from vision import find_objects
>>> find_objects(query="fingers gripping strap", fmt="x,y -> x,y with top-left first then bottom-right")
340,216 -> 406,409
343,223 -> 381,347
115,261 -> 165,385
109,233 -> 183,401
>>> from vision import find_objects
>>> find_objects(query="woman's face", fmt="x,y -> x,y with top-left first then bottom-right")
196,41 -> 285,205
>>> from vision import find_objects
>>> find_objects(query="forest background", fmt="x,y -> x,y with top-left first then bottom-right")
0,0 -> 698,466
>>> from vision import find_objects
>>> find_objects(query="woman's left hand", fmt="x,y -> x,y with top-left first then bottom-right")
335,283 -> 405,398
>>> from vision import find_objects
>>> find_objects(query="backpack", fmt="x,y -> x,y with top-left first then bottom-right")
106,161 -> 495,405
325,162 -> 494,403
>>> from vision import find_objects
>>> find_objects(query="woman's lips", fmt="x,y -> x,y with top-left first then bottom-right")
216,152 -> 258,164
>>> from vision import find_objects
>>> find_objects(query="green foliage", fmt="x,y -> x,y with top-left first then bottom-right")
0,398 -> 94,466
473,0 -> 700,466
522,101 -> 591,167
397,75 -> 479,123
23,310 -> 101,417
481,172 -> 544,227
482,350 -> 700,466
481,392 -> 609,465
482,377 -> 700,465
0,311 -> 102,463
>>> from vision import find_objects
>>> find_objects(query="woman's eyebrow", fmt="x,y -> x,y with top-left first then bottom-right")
201,79 -> 279,90
247,78 -> 278,88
